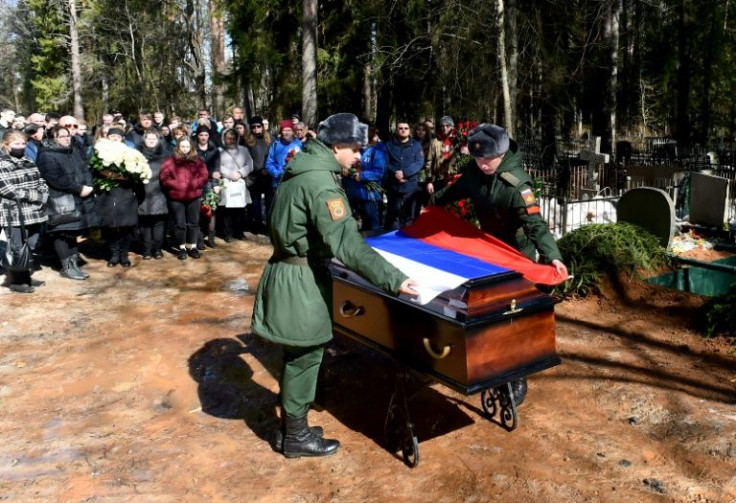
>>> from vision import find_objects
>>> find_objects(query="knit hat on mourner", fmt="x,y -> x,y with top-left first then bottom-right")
467,123 -> 510,158
317,113 -> 368,147
248,116 -> 263,127
280,120 -> 293,131
439,115 -> 455,127
107,127 -> 125,137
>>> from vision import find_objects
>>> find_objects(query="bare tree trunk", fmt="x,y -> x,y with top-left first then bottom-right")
607,0 -> 621,153
68,0 -> 83,119
102,77 -> 109,113
362,21 -> 378,122
677,0 -> 691,146
507,0 -> 518,135
209,0 -> 226,116
496,0 -> 512,136
302,0 -> 318,127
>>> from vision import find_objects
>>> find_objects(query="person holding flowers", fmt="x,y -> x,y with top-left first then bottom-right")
424,116 -> 463,196
160,137 -> 209,260
90,128 -> 152,267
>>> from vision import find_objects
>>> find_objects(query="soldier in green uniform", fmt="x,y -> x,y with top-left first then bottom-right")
429,123 -> 568,277
252,113 -> 419,458
429,123 -> 567,407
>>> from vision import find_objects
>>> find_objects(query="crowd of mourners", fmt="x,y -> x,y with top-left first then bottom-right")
0,105 -> 461,294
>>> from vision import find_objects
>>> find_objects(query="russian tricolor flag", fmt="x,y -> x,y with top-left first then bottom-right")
366,207 -> 567,305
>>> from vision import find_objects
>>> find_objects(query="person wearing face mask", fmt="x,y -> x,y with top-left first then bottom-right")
0,130 -> 49,293
217,128 -> 253,241
36,126 -> 96,280
136,130 -> 169,259
160,137 -> 209,260
251,113 -> 419,458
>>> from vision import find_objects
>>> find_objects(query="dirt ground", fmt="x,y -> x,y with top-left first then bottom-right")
1,234 -> 735,503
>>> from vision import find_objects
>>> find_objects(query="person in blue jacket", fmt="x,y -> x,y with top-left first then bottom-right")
383,120 -> 424,230
264,120 -> 303,192
343,127 -> 385,231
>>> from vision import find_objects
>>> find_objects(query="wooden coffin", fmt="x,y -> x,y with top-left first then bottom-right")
330,262 -> 560,395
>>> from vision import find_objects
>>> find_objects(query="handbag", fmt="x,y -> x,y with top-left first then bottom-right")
46,193 -> 81,226
220,179 -> 250,208
1,202 -> 33,273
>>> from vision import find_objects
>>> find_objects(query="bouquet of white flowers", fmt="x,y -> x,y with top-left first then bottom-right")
89,138 -> 152,191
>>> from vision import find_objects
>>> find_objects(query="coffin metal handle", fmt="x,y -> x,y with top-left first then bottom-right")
502,299 -> 523,316
339,301 -> 364,318
423,338 -> 452,359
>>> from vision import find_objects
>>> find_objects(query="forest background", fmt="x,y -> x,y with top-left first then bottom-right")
0,0 -> 735,154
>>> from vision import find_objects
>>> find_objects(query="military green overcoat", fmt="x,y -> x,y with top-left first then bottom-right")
430,140 -> 562,263
252,139 -> 407,347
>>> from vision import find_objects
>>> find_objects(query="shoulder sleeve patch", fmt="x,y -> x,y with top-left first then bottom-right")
520,187 -> 541,214
500,171 -> 522,187
326,197 -> 348,220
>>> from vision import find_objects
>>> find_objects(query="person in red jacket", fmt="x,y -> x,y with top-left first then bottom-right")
160,137 -> 209,260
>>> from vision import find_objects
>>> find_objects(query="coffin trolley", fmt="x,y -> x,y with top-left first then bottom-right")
330,231 -> 561,467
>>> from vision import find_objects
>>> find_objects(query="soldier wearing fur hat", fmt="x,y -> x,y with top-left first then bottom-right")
252,112 -> 418,459
430,123 -> 567,278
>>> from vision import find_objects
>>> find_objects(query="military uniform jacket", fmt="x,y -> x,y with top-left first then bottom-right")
430,140 -> 562,263
252,139 -> 407,347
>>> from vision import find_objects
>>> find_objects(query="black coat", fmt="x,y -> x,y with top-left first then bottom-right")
37,145 -> 98,232
137,142 -> 169,216
96,185 -> 139,228
196,142 -> 221,178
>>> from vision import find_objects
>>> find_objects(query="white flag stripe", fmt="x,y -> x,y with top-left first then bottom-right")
373,249 -> 469,305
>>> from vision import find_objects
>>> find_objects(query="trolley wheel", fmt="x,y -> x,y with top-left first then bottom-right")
481,383 -> 519,432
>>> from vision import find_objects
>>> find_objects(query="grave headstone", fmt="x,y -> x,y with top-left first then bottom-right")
579,135 -> 610,193
617,187 -> 675,249
689,172 -> 728,228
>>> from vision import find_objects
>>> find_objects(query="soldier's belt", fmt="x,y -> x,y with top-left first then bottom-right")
269,254 -> 330,268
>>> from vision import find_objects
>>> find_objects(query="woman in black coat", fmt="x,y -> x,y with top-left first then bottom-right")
194,125 -> 220,248
94,127 -> 141,267
137,130 -> 169,259
36,126 -> 97,280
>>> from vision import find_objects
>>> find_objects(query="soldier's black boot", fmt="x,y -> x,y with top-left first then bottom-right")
273,415 -> 324,453
282,414 -> 339,458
